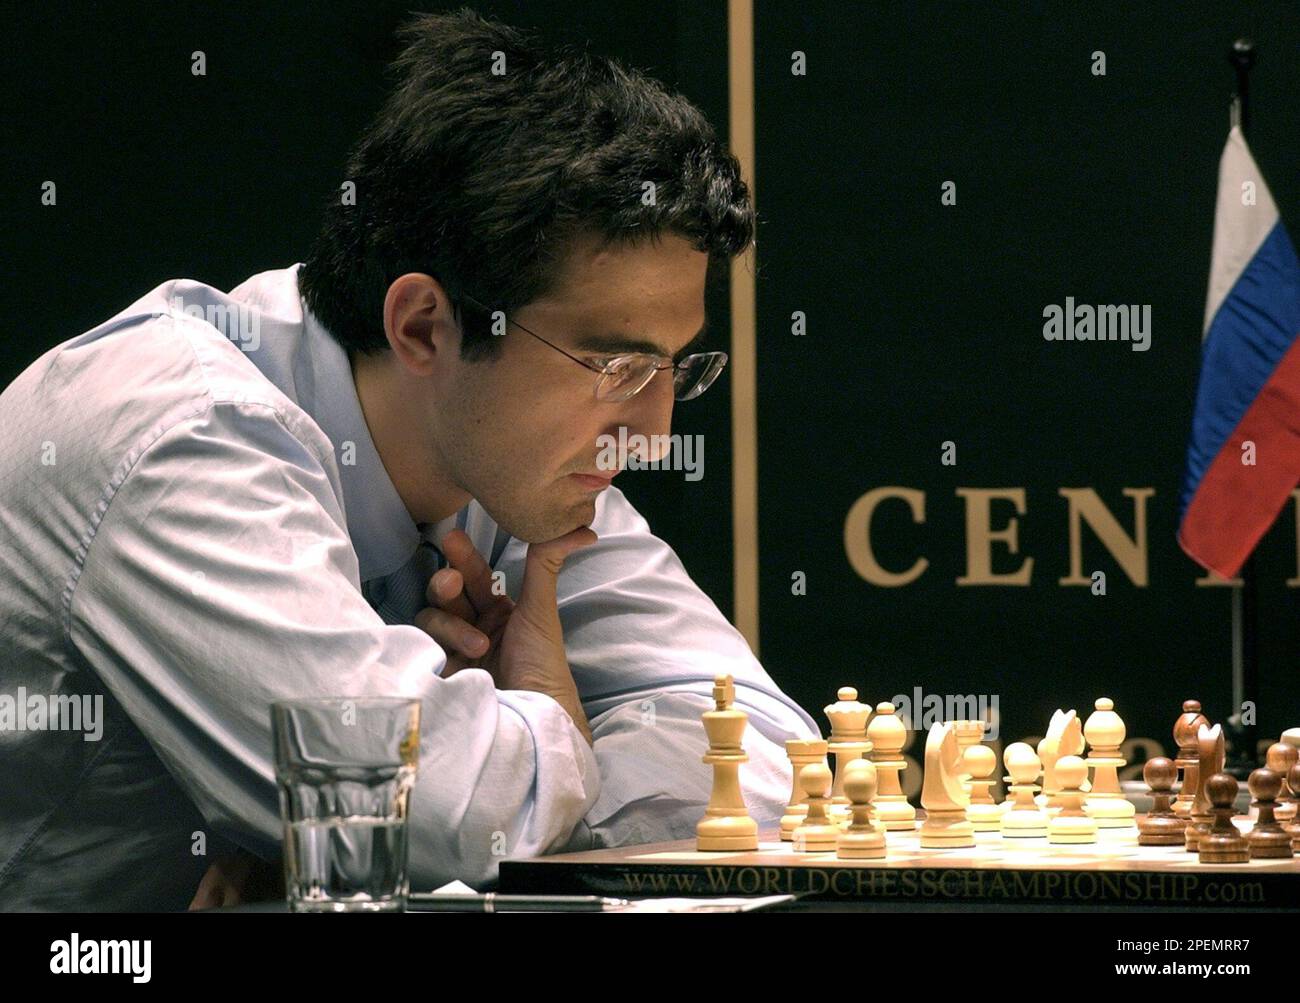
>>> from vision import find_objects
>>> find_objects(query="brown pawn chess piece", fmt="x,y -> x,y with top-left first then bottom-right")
837,759 -> 887,859
1173,699 -> 1209,820
1138,757 -> 1186,846
1287,763 -> 1300,852
695,674 -> 759,851
1185,723 -> 1223,852
1245,768 -> 1293,859
792,762 -> 841,852
1265,742 -> 1299,822
1198,773 -> 1249,864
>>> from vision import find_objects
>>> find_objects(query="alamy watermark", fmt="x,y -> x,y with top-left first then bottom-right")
167,296 -> 261,351
50,934 -> 151,982
890,686 -> 1000,740
595,426 -> 704,481
0,689 -> 104,741
1042,298 -> 1150,352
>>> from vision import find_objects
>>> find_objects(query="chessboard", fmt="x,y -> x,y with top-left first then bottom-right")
498,818 -> 1300,908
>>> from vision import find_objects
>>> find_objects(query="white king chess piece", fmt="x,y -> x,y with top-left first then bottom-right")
696,674 -> 759,851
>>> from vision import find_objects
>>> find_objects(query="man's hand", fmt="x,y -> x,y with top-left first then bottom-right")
414,527 -> 597,743
188,849 -> 283,909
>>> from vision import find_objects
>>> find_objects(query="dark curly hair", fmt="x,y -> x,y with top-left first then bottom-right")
299,7 -> 754,361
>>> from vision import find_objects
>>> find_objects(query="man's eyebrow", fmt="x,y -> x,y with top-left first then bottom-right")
570,321 -> 711,363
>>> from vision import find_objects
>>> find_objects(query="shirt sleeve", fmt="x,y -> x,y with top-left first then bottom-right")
65,399 -> 600,889
493,485 -> 821,851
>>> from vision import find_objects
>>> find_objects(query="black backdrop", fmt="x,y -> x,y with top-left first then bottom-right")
4,1 -> 1298,776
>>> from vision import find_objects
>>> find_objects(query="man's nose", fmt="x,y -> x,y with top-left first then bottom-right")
616,369 -> 675,463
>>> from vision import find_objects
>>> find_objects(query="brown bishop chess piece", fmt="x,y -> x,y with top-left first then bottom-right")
1266,742 -> 1299,822
1245,767 -> 1294,859
1185,723 -> 1223,852
1287,763 -> 1300,852
1138,757 -> 1186,846
1198,773 -> 1249,864
1173,699 -> 1209,821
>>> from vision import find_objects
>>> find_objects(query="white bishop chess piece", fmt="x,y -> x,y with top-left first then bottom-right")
1083,697 -> 1137,830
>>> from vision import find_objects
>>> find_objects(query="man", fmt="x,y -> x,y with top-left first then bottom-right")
0,10 -> 817,910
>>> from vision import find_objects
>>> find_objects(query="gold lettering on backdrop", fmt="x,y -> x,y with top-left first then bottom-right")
843,487 -> 928,586
955,488 -> 1032,585
842,488 -> 1300,587
1058,488 -> 1153,586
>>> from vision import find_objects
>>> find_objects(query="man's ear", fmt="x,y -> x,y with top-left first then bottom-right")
383,273 -> 460,376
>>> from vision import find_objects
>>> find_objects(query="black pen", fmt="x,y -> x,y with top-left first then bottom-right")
407,892 -> 630,912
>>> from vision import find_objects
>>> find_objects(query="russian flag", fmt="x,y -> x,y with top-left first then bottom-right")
1178,126 -> 1300,578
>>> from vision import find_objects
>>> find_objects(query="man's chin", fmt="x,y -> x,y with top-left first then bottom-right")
491,498 -> 596,544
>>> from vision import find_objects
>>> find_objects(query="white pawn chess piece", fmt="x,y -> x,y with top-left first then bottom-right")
781,738 -> 829,840
824,687 -> 872,823
792,762 -> 841,852
963,744 -> 1003,832
952,720 -> 986,799
1037,709 -> 1084,813
696,674 -> 759,851
1000,742 -> 1049,839
920,722 -> 975,848
1083,697 -> 1137,829
867,701 -> 917,831
837,758 -> 887,859
1047,755 -> 1098,844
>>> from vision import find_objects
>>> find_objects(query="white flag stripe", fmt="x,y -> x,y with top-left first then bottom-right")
1203,126 -> 1281,338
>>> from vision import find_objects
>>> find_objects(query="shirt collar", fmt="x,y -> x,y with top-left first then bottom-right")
295,270 -> 424,583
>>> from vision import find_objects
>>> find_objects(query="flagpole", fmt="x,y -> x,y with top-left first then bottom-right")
1225,37 -> 1259,781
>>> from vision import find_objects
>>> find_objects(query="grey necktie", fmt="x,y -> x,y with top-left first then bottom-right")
365,535 -> 445,626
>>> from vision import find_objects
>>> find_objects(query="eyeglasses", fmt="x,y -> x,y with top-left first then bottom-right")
459,293 -> 728,403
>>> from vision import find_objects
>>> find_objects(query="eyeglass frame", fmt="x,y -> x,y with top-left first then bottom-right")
457,292 -> 728,402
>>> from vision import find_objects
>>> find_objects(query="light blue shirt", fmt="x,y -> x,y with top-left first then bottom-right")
0,264 -> 819,909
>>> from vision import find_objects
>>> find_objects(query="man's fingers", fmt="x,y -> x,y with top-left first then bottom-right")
439,529 -> 502,613
414,605 -> 490,658
188,866 -> 223,911
517,526 -> 598,615
426,567 -> 477,623
188,854 -> 251,910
